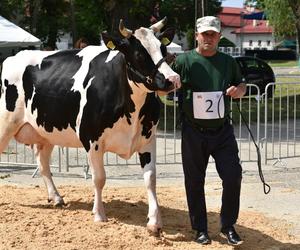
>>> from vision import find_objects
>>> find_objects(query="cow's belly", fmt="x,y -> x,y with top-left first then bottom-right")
34,126 -> 82,147
103,127 -> 156,160
23,109 -> 82,147
16,122 -> 82,148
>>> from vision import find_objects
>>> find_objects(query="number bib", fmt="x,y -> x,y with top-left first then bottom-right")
193,91 -> 225,119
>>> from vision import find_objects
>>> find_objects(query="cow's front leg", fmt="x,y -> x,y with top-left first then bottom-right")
87,147 -> 107,222
139,138 -> 162,235
36,144 -> 65,206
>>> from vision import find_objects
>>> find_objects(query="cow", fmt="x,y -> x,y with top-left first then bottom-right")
0,18 -> 180,235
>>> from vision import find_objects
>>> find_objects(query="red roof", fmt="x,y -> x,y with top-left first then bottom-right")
219,7 -> 249,28
233,20 -> 273,34
219,13 -> 242,27
218,7 -> 273,34
221,7 -> 246,15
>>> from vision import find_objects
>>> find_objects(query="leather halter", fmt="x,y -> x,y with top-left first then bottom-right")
126,54 -> 175,88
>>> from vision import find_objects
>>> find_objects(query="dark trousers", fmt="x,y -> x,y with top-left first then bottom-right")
181,120 -> 242,232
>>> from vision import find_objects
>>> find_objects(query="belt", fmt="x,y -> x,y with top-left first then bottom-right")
197,126 -> 223,133
196,120 -> 229,133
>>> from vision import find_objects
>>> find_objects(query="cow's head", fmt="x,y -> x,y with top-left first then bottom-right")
102,18 -> 180,93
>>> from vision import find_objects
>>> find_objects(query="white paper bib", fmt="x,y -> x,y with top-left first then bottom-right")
193,91 -> 224,119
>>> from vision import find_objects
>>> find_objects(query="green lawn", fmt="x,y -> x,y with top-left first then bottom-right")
267,60 -> 298,67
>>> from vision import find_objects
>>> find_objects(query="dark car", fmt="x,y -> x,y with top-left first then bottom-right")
235,56 -> 275,98
167,55 -> 275,100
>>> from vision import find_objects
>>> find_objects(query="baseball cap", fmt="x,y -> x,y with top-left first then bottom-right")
196,16 -> 221,33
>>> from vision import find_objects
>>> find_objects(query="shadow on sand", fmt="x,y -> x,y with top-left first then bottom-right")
23,198 -> 300,249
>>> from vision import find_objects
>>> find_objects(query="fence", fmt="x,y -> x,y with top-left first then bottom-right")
1,82 -> 300,175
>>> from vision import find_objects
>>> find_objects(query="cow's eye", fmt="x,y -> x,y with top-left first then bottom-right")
134,52 -> 144,63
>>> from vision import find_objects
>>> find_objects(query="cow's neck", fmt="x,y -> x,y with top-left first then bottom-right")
129,81 -> 152,108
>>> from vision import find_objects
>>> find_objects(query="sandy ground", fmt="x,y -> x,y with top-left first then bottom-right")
1,177 -> 300,250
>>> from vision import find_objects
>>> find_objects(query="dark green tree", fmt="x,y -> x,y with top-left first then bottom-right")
1,0 -> 222,49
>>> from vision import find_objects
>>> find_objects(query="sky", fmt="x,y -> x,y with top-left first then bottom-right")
221,0 -> 244,8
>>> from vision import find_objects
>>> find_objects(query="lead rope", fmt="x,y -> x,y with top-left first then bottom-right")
235,100 -> 271,194
218,91 -> 270,194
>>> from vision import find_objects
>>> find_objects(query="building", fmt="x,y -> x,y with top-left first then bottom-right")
218,7 -> 274,55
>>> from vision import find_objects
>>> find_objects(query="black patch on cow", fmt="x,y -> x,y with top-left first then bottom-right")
79,52 -> 135,152
139,93 -> 160,139
139,152 -> 151,168
95,144 -> 98,151
22,50 -> 82,132
4,80 -> 18,112
23,68 -> 34,107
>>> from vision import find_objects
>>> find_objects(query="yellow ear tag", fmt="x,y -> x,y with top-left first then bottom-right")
161,37 -> 170,45
107,41 -> 116,50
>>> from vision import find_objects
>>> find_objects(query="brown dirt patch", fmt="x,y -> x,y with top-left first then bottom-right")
0,185 -> 299,249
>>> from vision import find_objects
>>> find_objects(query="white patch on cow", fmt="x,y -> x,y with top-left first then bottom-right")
75,77 -> 94,138
105,50 -> 119,63
71,46 -> 107,92
1,50 -> 57,85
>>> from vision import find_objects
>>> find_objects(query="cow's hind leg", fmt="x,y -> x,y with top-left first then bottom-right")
0,113 -> 21,154
88,148 -> 107,222
36,143 -> 65,206
139,138 -> 162,235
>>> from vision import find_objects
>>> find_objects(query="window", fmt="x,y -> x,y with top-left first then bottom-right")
258,40 -> 262,46
249,40 -> 253,46
267,40 -> 271,46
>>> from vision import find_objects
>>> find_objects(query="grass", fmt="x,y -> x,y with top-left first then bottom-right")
267,60 -> 298,67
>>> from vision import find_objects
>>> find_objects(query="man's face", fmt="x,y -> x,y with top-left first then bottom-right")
195,30 -> 221,52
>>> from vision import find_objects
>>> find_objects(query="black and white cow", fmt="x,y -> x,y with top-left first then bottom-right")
0,18 -> 180,234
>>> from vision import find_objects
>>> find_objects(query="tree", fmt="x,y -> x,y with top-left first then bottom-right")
160,0 -> 222,49
256,0 -> 300,54
0,0 -> 24,22
0,0 -> 222,50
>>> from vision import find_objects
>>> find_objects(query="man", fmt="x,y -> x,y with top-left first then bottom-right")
172,16 -> 246,245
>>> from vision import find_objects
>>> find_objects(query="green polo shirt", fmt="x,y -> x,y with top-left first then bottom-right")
172,49 -> 242,129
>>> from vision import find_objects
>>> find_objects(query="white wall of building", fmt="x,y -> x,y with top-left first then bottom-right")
236,33 -> 275,50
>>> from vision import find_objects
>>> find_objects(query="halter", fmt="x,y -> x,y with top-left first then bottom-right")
126,54 -> 175,88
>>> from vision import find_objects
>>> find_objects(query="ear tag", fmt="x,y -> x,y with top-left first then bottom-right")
161,37 -> 170,45
107,41 -> 116,50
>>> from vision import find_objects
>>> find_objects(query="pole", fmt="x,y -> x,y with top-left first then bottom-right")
240,12 -> 244,56
194,0 -> 197,48
202,0 -> 205,16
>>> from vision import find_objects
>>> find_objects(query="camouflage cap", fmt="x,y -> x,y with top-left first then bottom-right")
196,16 -> 221,33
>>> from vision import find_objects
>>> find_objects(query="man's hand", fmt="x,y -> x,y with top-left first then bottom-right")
226,83 -> 247,99
157,75 -> 181,96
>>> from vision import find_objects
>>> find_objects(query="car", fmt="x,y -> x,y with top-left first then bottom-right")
234,56 -> 275,98
167,55 -> 275,101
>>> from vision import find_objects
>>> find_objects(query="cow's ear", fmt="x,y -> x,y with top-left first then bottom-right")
158,28 -> 175,46
102,32 -> 119,50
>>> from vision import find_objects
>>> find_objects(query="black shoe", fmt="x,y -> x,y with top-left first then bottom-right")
195,231 -> 211,245
220,226 -> 243,245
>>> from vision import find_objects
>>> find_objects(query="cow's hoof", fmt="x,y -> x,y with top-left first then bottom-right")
147,225 -> 162,237
54,200 -> 65,207
48,197 -> 65,207
94,214 -> 108,222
